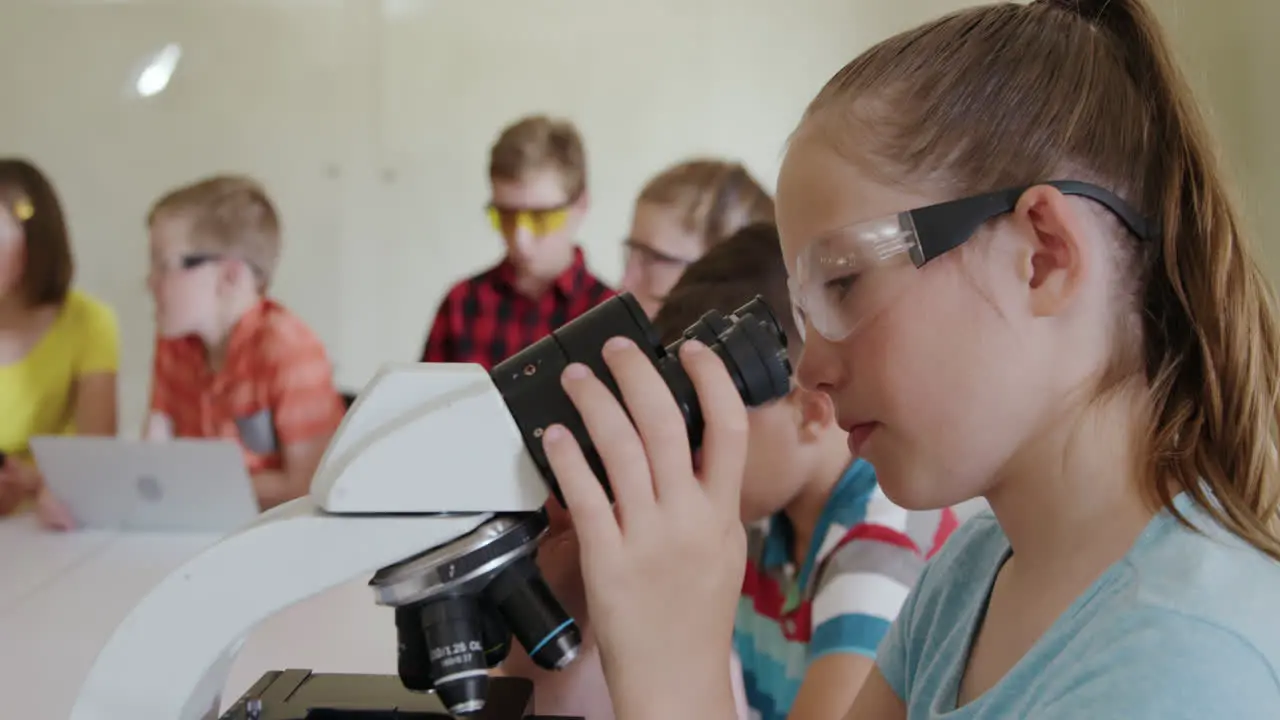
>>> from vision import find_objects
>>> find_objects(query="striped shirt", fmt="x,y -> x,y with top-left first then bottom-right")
149,298 -> 346,473
734,460 -> 958,720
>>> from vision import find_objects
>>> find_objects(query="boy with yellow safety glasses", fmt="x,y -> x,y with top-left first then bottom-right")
420,114 -> 614,368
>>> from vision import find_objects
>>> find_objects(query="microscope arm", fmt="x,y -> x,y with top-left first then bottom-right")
70,363 -> 554,720
69,504 -> 491,720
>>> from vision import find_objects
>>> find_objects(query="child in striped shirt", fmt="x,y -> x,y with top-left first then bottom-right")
653,223 -> 957,720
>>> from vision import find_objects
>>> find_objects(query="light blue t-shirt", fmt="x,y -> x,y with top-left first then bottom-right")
878,493 -> 1280,719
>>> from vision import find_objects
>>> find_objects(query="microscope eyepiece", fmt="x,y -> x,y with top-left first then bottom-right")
492,292 -> 792,504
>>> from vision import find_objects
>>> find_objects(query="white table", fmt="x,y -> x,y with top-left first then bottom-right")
0,517 -> 397,719
0,515 -> 114,614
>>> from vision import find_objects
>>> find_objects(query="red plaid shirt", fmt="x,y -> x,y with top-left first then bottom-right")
421,247 -> 615,369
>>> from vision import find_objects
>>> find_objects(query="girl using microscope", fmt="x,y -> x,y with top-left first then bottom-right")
542,0 -> 1280,718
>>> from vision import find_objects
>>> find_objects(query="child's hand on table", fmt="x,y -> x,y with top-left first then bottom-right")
0,456 -> 75,530
35,485 -> 75,531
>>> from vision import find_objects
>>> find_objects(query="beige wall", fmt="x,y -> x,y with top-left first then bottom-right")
1157,0 -> 1279,277
1234,0 -> 1280,279
0,0 -> 973,431
0,0 -> 1272,431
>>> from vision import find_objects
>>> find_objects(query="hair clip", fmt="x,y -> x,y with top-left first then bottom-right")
13,197 -> 34,221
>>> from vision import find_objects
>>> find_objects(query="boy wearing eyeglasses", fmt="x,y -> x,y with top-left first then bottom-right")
419,114 -> 614,369
144,175 -> 345,510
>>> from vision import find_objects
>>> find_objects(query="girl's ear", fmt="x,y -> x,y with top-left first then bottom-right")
1012,184 -> 1094,319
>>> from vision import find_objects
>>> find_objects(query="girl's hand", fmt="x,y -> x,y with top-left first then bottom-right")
0,457 -> 74,530
0,456 -> 40,493
0,457 -> 40,515
35,485 -> 76,531
0,469 -> 26,515
543,336 -> 749,720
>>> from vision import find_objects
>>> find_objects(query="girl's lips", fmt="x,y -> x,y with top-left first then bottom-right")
847,422 -> 878,456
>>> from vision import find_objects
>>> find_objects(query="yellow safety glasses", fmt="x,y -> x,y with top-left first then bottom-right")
486,203 -> 573,236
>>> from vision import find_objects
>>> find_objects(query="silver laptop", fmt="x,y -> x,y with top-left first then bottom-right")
29,436 -> 260,533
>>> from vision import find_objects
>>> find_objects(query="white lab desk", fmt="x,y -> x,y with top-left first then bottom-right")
0,515 -> 114,614
0,515 -> 397,719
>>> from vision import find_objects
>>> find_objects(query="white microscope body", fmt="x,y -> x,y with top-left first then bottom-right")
66,291 -> 793,720
68,362 -> 551,720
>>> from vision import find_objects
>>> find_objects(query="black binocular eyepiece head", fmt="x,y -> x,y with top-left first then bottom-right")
492,292 -> 793,504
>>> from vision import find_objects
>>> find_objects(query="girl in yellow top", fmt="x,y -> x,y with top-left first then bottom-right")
0,158 -> 119,529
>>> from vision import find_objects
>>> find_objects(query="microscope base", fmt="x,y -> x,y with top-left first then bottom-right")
218,670 -> 582,719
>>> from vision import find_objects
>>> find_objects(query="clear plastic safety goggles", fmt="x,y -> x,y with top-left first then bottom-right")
788,180 -> 1156,342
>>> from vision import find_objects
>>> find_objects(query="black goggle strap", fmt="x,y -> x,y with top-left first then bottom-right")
908,180 -> 1158,267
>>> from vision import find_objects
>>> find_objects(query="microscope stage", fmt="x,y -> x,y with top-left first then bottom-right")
218,669 -> 575,719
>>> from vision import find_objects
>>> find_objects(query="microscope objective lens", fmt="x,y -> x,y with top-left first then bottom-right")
404,596 -> 492,715
485,554 -> 582,671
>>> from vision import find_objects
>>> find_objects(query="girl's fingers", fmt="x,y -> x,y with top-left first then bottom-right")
681,340 -> 750,509
543,423 -> 620,551
599,336 -> 695,502
559,361 -> 657,524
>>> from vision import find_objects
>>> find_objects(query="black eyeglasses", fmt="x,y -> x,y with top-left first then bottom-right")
173,253 -> 265,283
179,254 -> 223,270
623,238 -> 698,268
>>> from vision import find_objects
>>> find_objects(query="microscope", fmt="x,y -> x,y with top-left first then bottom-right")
68,292 -> 792,720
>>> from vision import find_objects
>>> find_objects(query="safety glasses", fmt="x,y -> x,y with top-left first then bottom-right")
486,201 -> 575,237
788,180 -> 1157,342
